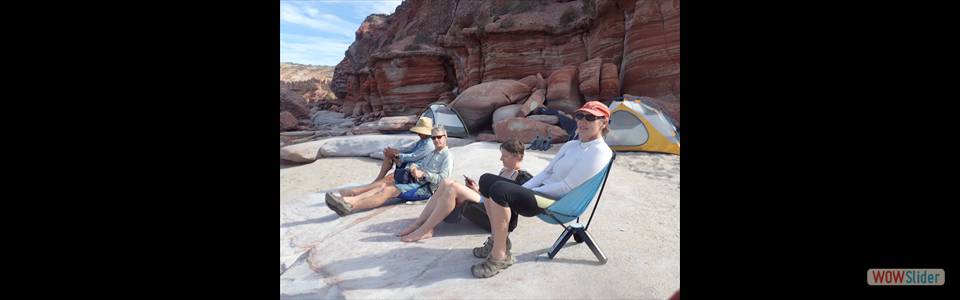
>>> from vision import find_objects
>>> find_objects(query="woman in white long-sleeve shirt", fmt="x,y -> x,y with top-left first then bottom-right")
470,101 -> 614,278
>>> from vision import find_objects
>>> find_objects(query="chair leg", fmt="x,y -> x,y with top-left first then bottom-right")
547,226 -> 575,259
574,229 -> 608,264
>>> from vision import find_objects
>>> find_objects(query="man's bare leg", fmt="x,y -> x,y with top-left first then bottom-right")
349,186 -> 402,211
345,185 -> 383,203
373,151 -> 396,182
341,177 -> 389,196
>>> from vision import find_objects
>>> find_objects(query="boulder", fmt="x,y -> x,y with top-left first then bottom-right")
280,111 -> 299,131
492,104 -> 524,125
279,140 -> 326,163
526,114 -> 559,125
316,134 -> 475,158
368,137 -> 473,160
352,115 -> 420,135
577,57 -> 602,101
520,89 -> 546,116
318,135 -> 420,158
518,73 -> 546,91
476,133 -> 499,142
493,118 -> 570,144
599,63 -> 620,100
280,87 -> 311,119
545,65 -> 583,115
448,80 -> 533,133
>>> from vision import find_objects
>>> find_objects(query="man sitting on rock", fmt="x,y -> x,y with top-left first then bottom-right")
326,126 -> 453,217
372,116 -> 435,184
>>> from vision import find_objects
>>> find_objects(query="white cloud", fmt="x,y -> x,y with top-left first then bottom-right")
349,0 -> 402,18
278,0 -> 403,65
280,2 -> 356,38
304,6 -> 321,18
370,0 -> 402,15
280,33 -> 352,66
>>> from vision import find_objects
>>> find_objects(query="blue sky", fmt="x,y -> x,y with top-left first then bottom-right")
280,0 -> 403,66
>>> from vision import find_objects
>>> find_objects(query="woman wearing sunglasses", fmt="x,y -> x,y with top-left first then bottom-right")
470,101 -> 614,278
326,126 -> 453,217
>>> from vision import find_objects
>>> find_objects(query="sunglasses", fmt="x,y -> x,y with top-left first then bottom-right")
430,135 -> 446,140
574,113 -> 605,121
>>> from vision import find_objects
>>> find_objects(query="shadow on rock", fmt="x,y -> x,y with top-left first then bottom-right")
361,218 -> 417,235
516,243 -> 606,266
281,213 -> 340,228
357,218 -> 488,243
309,246 -> 476,294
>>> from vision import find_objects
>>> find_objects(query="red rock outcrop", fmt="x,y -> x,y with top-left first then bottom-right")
372,55 -> 452,116
448,80 -> 532,133
518,73 -> 546,90
280,63 -> 337,103
599,62 -> 620,101
520,89 -> 546,116
331,59 -> 352,100
526,114 -> 559,125
578,57 -> 602,101
280,111 -> 298,131
280,86 -> 310,119
493,117 -> 569,143
621,0 -> 681,99
492,104 -> 524,124
545,65 -> 582,114
352,115 -> 419,135
327,0 -> 680,133
585,0 -> 626,66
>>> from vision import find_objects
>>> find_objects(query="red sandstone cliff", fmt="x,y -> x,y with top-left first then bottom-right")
330,0 -> 680,127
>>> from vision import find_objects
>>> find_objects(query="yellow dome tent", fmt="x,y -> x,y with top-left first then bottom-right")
606,98 -> 680,155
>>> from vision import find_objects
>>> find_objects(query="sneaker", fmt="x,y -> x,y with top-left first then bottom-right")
471,253 -> 515,278
472,236 -> 512,258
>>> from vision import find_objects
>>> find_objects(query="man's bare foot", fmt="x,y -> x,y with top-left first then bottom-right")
396,224 -> 419,237
401,229 -> 434,242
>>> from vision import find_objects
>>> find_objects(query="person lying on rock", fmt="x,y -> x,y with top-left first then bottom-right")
372,116 -> 436,185
395,139 -> 533,242
470,101 -> 614,278
326,126 -> 453,217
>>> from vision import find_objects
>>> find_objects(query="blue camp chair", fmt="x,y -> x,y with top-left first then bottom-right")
537,152 -> 616,264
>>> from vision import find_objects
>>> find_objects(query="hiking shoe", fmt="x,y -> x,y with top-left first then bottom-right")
473,236 -> 512,258
324,193 -> 338,213
471,254 -> 515,278
325,192 -> 352,216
